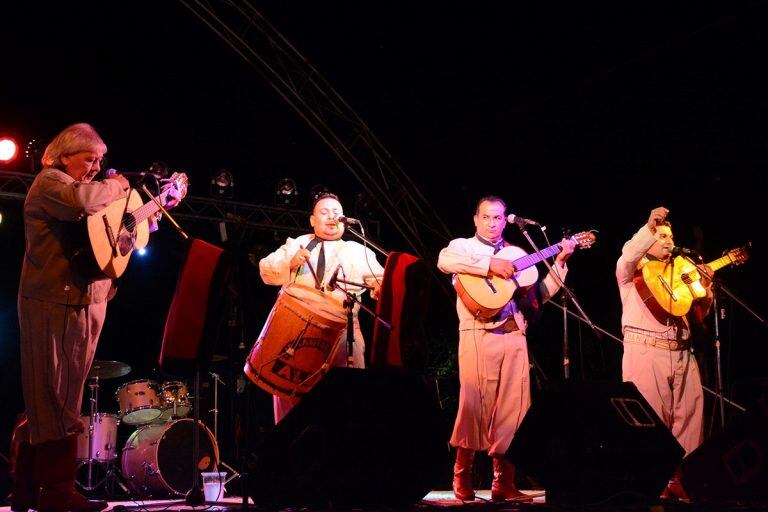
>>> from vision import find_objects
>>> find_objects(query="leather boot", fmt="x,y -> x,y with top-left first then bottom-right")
35,435 -> 108,512
452,447 -> 475,501
491,456 -> 528,501
9,417 -> 38,512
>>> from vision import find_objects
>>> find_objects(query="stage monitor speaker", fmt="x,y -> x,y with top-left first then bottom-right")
681,412 -> 768,504
247,367 -> 449,508
506,381 -> 684,505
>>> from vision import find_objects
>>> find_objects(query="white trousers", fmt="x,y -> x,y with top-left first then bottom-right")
622,342 -> 704,455
450,329 -> 530,457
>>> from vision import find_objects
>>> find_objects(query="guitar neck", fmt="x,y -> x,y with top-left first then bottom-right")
131,189 -> 171,224
512,242 -> 564,271
706,254 -> 734,273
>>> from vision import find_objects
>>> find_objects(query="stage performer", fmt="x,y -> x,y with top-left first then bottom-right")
438,196 -> 575,501
14,123 -> 179,512
258,192 -> 385,422
617,206 -> 712,500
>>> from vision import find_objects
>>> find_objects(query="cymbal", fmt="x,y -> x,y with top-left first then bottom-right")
88,360 -> 132,380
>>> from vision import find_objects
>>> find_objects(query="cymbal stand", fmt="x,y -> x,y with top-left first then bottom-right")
209,371 -> 241,485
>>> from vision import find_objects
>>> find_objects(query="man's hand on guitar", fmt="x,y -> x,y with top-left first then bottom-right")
555,238 -> 576,265
161,182 -> 183,208
647,206 -> 669,234
489,257 -> 516,279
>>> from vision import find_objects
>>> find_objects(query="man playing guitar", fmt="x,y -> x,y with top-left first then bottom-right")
617,206 -> 712,500
438,196 -> 575,502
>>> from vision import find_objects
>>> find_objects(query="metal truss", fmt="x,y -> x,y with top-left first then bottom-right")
0,171 -> 378,237
177,0 -> 453,262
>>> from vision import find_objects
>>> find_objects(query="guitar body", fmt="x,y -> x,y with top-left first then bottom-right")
635,257 -> 698,319
453,245 -> 539,319
86,190 -> 151,279
635,245 -> 750,320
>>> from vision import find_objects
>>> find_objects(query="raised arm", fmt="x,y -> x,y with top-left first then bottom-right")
36,170 -> 127,221
616,207 -> 668,284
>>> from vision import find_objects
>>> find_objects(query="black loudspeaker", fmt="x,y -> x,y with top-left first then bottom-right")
506,381 -> 684,505
681,413 -> 768,504
247,367 -> 449,508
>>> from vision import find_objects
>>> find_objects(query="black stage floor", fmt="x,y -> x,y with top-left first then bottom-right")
4,490 -> 766,512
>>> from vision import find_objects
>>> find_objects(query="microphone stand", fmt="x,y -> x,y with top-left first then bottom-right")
342,223 -> 389,259
683,257 -> 750,426
514,223 -> 600,379
328,275 -> 393,367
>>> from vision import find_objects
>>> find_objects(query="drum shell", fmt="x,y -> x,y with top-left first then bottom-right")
116,379 -> 163,425
76,413 -> 120,462
121,419 -> 219,497
245,284 -> 346,399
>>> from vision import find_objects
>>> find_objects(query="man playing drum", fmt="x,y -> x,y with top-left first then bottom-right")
255,192 -> 385,422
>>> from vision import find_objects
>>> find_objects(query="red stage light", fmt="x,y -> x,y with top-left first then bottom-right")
0,137 -> 19,162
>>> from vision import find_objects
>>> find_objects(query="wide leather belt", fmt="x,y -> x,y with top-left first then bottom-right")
623,330 -> 689,351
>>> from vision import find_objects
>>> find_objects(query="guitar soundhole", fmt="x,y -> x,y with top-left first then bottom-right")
122,213 -> 137,232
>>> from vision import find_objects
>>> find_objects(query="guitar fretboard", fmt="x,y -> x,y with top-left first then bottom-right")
513,243 -> 563,271
117,189 -> 172,235
708,254 -> 734,272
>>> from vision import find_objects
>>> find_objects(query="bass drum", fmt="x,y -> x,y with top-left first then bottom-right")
122,419 -> 219,498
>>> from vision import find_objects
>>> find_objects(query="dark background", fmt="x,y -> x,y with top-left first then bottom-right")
1,0 -> 767,491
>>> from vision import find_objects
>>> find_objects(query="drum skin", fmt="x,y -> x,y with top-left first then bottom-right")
116,379 -> 163,425
122,419 -> 219,497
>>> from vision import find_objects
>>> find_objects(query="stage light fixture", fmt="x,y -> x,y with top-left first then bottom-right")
137,247 -> 148,256
210,169 -> 234,199
274,178 -> 298,206
0,137 -> 19,163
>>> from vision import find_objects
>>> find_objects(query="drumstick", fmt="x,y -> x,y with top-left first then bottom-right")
299,245 -> 323,290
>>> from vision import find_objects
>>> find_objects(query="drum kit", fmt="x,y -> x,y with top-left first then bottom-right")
78,360 -> 221,499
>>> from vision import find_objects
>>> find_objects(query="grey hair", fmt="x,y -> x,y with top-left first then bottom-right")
41,123 -> 107,168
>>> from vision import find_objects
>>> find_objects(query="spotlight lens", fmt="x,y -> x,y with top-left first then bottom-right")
137,247 -> 147,256
0,138 -> 18,162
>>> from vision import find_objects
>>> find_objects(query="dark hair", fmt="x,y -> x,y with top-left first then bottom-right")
475,195 -> 507,214
311,192 -> 340,212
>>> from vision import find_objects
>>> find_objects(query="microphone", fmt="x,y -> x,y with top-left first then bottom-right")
337,216 -> 360,225
506,213 -> 539,226
671,246 -> 697,257
326,264 -> 342,291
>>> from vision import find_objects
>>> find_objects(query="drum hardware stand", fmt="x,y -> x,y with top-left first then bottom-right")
209,371 -> 242,485
77,376 -> 130,496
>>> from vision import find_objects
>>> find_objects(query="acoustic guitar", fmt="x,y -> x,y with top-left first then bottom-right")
634,244 -> 750,320
73,172 -> 188,279
453,231 -> 596,319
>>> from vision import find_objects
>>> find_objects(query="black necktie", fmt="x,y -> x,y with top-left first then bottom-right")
316,241 -> 326,281
476,235 -> 505,254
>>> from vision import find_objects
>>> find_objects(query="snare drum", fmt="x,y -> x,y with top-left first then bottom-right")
116,379 -> 162,425
245,283 -> 346,399
159,381 -> 191,420
122,419 -> 219,497
76,413 -> 119,462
